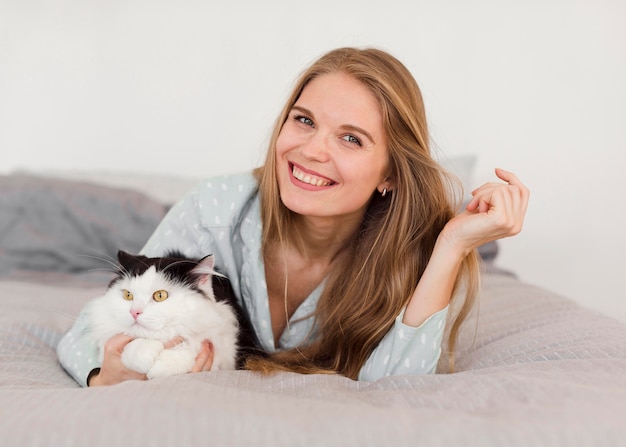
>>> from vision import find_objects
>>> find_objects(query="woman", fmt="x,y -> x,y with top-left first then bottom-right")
58,47 -> 529,386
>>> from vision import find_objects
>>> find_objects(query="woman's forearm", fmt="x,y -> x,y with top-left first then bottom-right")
402,233 -> 465,328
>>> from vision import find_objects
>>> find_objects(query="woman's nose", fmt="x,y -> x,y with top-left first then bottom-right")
300,132 -> 331,162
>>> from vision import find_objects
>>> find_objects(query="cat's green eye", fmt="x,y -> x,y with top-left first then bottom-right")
153,290 -> 169,302
122,290 -> 133,301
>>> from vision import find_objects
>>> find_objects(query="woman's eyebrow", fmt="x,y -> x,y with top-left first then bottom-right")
341,124 -> 375,145
291,105 -> 314,117
291,106 -> 375,144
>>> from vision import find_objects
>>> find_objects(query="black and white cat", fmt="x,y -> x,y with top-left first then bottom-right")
82,250 -> 262,379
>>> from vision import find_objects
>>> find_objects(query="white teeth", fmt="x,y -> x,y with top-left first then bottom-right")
292,165 -> 332,187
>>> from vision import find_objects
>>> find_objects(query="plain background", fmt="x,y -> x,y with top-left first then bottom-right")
1,0 -> 625,322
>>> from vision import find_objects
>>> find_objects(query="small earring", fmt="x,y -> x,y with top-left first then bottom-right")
381,188 -> 387,197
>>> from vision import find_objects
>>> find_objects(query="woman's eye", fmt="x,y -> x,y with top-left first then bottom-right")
122,290 -> 133,301
342,134 -> 362,146
153,290 -> 169,302
295,115 -> 314,127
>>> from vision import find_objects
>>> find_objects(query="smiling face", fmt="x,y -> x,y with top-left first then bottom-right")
275,72 -> 392,224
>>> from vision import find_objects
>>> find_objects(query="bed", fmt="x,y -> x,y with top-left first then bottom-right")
1,171 -> 625,446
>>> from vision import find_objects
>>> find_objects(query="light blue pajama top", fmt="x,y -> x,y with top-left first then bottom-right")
57,172 -> 447,386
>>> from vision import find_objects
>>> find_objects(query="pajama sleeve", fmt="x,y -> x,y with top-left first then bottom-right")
357,306 -> 448,381
56,308 -> 101,387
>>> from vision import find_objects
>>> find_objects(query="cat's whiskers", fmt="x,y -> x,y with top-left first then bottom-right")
78,251 -> 129,277
53,309 -> 80,323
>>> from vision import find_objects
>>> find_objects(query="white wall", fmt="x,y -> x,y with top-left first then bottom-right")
2,0 -> 625,321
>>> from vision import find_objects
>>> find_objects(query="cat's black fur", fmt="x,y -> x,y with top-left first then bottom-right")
210,270 -> 268,368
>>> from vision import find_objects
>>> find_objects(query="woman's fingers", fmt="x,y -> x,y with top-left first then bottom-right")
104,333 -> 133,354
494,167 -> 516,184
468,169 -> 529,214
164,336 -> 215,374
90,334 -> 147,386
190,340 -> 214,373
445,168 -> 529,252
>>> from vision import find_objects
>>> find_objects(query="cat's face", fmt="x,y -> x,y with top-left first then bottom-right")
100,251 -> 219,341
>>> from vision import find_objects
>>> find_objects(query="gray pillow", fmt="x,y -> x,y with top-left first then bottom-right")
478,240 -> 498,262
0,174 -> 169,274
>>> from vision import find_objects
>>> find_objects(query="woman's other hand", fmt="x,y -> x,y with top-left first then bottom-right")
190,340 -> 214,373
88,334 -> 147,386
89,336 -> 215,386
163,337 -> 214,373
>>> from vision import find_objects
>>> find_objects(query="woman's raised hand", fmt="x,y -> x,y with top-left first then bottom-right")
442,168 -> 530,256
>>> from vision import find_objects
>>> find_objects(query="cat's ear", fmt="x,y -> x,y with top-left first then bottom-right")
116,250 -> 139,272
117,250 -> 134,266
192,254 -> 221,287
197,254 -> 215,272
116,250 -> 150,274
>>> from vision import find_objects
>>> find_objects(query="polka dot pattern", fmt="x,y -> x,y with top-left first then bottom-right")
358,306 -> 449,382
56,315 -> 102,387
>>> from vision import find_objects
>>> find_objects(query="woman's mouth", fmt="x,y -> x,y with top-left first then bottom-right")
290,163 -> 335,187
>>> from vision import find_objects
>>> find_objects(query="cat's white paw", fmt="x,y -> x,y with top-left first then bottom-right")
147,347 -> 196,379
121,338 -> 164,374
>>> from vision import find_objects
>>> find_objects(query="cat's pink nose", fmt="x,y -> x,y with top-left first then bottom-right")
130,309 -> 142,320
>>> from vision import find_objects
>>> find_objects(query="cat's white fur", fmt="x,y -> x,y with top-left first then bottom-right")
82,256 -> 239,379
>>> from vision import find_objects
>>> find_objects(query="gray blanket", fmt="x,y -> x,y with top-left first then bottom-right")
1,273 -> 625,446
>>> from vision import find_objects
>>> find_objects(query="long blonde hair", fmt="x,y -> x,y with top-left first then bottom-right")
250,47 -> 480,378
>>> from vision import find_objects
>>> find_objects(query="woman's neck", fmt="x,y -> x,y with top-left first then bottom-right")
289,213 -> 362,263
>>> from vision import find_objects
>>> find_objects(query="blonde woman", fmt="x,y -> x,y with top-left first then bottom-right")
58,47 -> 528,386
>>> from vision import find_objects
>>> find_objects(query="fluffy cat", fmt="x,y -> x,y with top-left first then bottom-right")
82,250 -> 261,379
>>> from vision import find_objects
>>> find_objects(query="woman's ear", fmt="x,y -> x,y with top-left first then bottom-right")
378,176 -> 395,196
